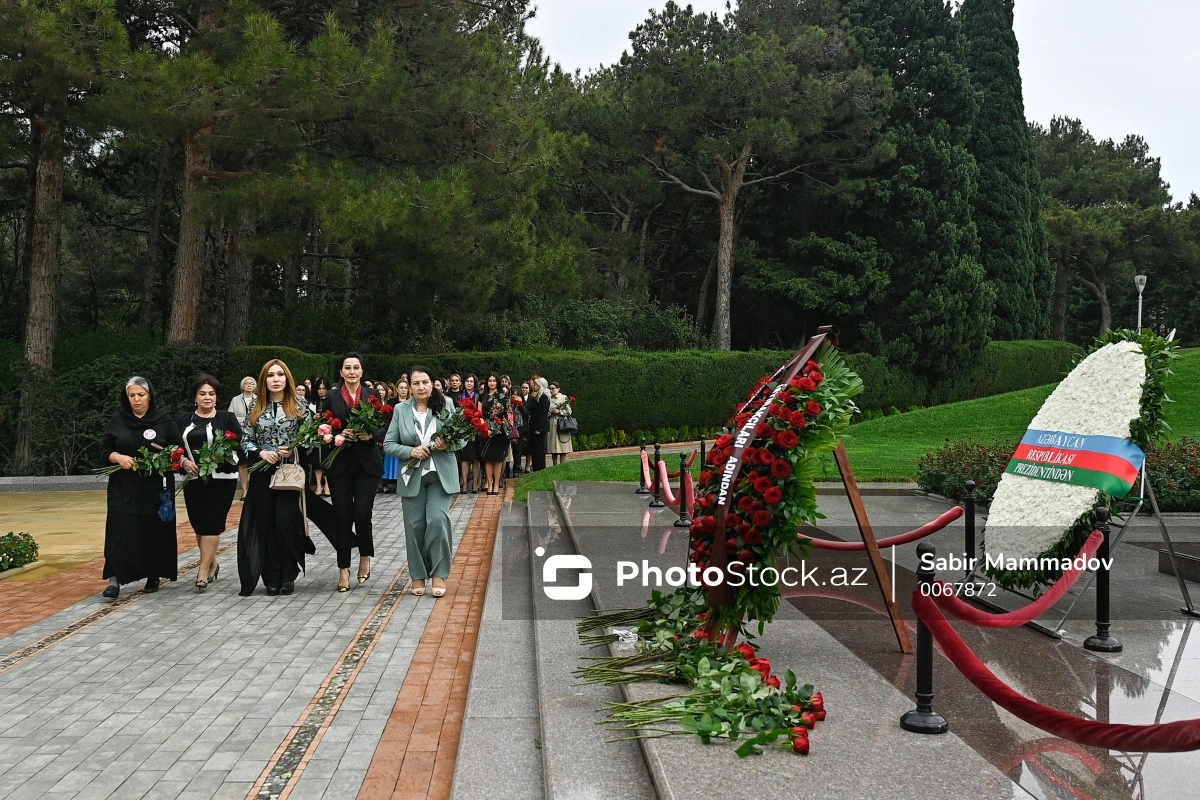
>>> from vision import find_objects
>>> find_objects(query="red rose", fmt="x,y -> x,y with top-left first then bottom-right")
743,446 -> 757,462
811,692 -> 824,711
332,418 -> 343,430
752,476 -> 772,494
776,430 -> 799,449
224,430 -> 238,441
743,528 -> 762,546
737,643 -> 756,659
806,400 -> 822,416
810,372 -> 823,384
692,629 -> 709,640
738,496 -> 755,512
792,736 -> 810,755
814,710 -> 826,721
716,433 -> 733,448
805,359 -> 820,373
698,495 -> 713,510
763,486 -> 783,505
800,712 -> 818,728
758,449 -> 775,465
752,658 -> 770,673
735,413 -> 750,428
725,513 -> 740,528
699,470 -> 714,484
569,395 -> 576,403
789,410 -> 807,428
368,395 -> 382,408
788,377 -> 804,390
736,523 -> 751,538
791,704 -> 803,714
771,460 -> 792,478
799,377 -> 817,392
738,548 -> 755,564
324,410 -> 334,420
752,509 -> 772,527
755,423 -> 771,438
767,675 -> 781,690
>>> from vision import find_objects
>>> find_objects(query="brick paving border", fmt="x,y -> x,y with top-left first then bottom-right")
0,504 -> 243,641
356,490 -> 506,800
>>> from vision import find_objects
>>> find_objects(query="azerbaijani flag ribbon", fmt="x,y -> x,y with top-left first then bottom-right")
1004,429 -> 1145,497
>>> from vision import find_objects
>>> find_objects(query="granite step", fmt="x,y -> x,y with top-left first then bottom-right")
527,491 -> 657,800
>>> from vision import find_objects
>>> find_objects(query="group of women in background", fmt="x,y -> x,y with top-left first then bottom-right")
99,357 -> 576,603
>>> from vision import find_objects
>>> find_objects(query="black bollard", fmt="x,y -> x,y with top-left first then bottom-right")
901,542 -> 949,734
636,438 -> 650,494
649,441 -> 665,508
674,452 -> 692,528
699,434 -> 706,470
1084,507 -> 1122,653
963,480 -> 976,581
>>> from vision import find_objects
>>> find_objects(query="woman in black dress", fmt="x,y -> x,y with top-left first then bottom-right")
527,377 -> 550,472
238,359 -> 314,597
100,377 -> 184,599
456,374 -> 480,492
478,373 -> 509,495
311,377 -> 331,496
176,374 -> 243,591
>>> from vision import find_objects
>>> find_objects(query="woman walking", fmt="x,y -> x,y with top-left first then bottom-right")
238,360 -> 313,597
456,374 -> 479,493
311,377 -> 331,496
384,367 -> 458,597
229,376 -> 257,498
547,381 -> 574,466
100,377 -> 184,599
527,377 -> 550,471
322,353 -> 383,591
478,373 -> 509,495
176,374 -> 242,590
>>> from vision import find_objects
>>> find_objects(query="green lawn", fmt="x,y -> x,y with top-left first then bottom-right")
514,348 -> 1200,499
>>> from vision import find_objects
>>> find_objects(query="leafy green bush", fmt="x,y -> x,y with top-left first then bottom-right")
915,439 -> 1016,503
0,532 -> 39,572
1148,438 -> 1200,512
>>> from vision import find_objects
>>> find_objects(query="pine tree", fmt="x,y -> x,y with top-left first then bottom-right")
960,0 -> 1050,339
848,0 -> 994,380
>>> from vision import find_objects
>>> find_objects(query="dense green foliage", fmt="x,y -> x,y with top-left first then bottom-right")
959,0 -> 1050,338
0,532 -> 39,572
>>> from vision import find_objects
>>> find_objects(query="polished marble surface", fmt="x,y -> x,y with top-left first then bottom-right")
555,481 -> 1200,800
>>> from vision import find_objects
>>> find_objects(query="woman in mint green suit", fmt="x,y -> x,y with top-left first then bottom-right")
383,366 -> 459,597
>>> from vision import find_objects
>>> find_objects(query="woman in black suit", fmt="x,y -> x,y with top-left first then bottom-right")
323,352 -> 384,592
527,376 -> 550,472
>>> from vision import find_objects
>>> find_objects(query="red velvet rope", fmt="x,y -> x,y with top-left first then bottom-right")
641,449 -> 697,495
913,592 -> 1200,752
805,506 -> 964,551
930,530 -> 1104,628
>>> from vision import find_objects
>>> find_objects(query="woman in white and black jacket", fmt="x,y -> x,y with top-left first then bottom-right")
176,374 -> 243,591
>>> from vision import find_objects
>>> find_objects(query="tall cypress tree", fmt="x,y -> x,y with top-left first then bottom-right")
960,0 -> 1050,338
848,0 -> 994,381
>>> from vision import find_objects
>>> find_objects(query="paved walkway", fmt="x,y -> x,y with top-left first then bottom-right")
0,489 -> 506,800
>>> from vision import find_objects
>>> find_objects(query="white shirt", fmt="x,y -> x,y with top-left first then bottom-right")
413,408 -> 437,477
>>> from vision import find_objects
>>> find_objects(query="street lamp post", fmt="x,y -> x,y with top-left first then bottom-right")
1135,274 -> 1147,331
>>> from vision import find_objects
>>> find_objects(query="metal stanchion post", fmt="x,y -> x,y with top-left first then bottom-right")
901,542 -> 949,734
1084,508 -> 1122,652
636,437 -> 650,494
650,441 -> 665,508
675,452 -> 692,527
699,434 -> 706,469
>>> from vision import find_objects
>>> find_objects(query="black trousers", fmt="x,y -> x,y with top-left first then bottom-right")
528,428 -> 547,471
509,436 -> 523,472
329,466 -> 378,569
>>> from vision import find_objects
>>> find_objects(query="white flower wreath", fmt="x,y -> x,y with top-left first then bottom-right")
984,341 -> 1145,564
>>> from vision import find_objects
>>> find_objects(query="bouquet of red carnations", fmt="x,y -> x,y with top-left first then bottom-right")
322,396 -> 393,469
95,444 -> 186,477
402,398 -> 485,474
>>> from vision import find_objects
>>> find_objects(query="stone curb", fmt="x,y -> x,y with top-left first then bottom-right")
0,476 -> 107,492
0,561 -> 46,581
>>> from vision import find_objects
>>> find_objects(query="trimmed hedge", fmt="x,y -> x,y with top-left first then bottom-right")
0,338 -> 1081,475
0,531 -> 39,572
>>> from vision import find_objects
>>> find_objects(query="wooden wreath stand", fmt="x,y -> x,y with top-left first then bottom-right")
702,328 -> 912,654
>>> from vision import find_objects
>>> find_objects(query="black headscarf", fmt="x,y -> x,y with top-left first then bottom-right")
113,376 -> 174,433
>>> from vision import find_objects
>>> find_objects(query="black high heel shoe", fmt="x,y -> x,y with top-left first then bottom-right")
102,583 -> 119,599
209,565 -> 220,583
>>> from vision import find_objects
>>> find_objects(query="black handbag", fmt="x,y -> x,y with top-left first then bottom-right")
556,416 -> 578,434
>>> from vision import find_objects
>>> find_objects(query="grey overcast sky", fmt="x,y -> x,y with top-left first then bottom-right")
525,1 -> 1200,202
